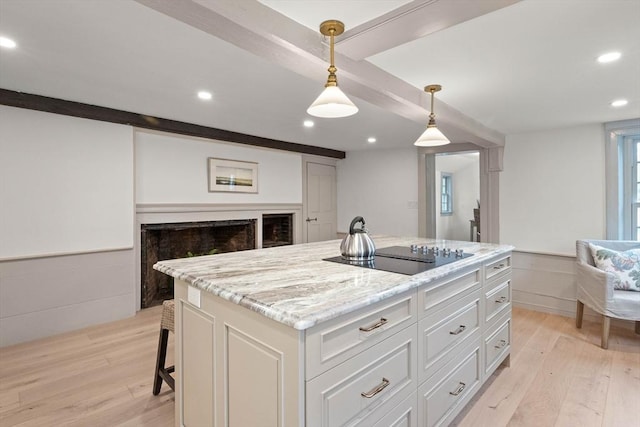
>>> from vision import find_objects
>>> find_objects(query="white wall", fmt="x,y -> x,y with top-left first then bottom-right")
500,124 -> 611,323
500,124 -> 606,255
337,148 -> 419,236
435,153 -> 480,241
0,106 -> 135,346
135,131 -> 302,204
0,106 -> 134,259
0,109 -> 307,347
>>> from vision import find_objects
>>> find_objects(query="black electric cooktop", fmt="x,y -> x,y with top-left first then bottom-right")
324,245 -> 473,276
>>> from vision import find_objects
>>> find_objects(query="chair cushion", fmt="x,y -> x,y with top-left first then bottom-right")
589,243 -> 640,292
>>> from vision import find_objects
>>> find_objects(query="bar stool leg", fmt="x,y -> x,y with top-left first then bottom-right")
153,328 -> 170,395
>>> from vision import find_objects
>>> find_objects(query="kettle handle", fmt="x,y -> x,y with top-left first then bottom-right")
349,216 -> 366,234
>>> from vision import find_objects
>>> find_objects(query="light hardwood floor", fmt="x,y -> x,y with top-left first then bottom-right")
0,306 -> 638,426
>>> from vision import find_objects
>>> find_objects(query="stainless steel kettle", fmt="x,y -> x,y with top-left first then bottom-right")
340,216 -> 376,261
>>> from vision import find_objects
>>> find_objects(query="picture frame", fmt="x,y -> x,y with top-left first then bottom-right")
208,157 -> 258,193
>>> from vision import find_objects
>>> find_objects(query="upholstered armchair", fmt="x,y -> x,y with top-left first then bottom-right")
575,239 -> 640,349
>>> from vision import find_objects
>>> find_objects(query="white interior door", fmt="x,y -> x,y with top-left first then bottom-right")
306,162 -> 337,242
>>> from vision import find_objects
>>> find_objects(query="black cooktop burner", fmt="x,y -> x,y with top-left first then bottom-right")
324,245 -> 473,276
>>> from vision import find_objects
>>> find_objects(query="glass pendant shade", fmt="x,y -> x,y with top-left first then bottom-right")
414,125 -> 450,146
307,85 -> 358,118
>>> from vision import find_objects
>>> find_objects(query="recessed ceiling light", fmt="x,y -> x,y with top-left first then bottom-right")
197,91 -> 212,100
0,36 -> 17,49
597,52 -> 621,63
303,120 -> 314,128
611,99 -> 628,107
367,137 -> 376,143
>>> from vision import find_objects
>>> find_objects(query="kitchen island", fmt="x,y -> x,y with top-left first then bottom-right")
154,236 -> 514,427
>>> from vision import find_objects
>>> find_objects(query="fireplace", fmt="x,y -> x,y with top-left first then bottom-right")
262,213 -> 293,248
140,219 -> 256,308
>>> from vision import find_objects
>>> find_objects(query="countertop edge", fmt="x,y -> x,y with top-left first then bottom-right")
154,243 -> 513,330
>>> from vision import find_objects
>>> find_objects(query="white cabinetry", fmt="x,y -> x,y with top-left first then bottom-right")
173,252 -> 511,427
483,254 -> 512,376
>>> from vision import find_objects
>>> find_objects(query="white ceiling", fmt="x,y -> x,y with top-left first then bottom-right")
0,0 -> 638,152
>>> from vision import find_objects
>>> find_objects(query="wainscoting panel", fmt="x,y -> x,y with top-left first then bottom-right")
511,250 -> 635,330
511,250 -> 577,318
0,249 -> 135,346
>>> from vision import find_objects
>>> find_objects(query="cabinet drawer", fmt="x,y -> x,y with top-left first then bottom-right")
485,255 -> 511,281
418,340 -> 481,427
306,325 -> 417,427
485,314 -> 511,376
371,392 -> 418,427
306,291 -> 417,379
418,290 -> 480,382
484,279 -> 511,324
418,268 -> 480,318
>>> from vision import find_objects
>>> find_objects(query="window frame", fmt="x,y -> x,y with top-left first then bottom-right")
605,119 -> 640,240
440,172 -> 453,216
628,136 -> 640,240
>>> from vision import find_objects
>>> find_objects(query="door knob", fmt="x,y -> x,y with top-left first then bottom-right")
306,217 -> 318,222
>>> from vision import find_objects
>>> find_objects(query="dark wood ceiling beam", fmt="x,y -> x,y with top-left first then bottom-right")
0,89 -> 345,159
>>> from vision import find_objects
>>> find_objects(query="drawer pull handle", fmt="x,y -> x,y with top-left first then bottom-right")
361,377 -> 390,398
495,296 -> 507,303
449,382 -> 466,396
359,317 -> 388,332
495,339 -> 507,349
449,325 -> 466,335
493,263 -> 506,270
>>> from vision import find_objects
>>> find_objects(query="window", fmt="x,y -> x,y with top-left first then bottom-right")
626,137 -> 640,239
636,140 -> 640,240
605,119 -> 640,240
441,173 -> 453,215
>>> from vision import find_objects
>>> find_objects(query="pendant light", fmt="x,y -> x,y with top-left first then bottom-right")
307,20 -> 358,118
414,84 -> 450,146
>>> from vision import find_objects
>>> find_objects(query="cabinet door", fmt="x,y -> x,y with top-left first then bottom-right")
176,280 -> 303,427
180,302 -> 216,427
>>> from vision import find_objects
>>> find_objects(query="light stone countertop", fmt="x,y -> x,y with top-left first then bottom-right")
154,236 -> 514,330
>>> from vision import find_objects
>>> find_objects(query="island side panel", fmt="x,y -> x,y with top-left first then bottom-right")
174,279 -> 305,427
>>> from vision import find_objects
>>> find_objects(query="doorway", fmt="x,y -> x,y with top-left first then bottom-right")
434,152 -> 480,241
303,160 -> 337,242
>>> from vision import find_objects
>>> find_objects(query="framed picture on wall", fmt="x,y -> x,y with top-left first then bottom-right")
207,157 -> 258,193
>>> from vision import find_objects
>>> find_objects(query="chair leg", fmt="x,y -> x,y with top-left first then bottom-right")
601,316 -> 611,349
575,300 -> 584,329
636,321 -> 640,335
153,328 -> 170,395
